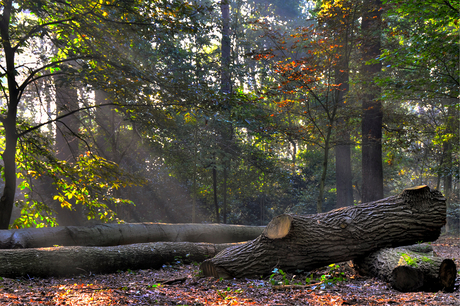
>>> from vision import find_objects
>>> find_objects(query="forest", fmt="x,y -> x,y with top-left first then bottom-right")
0,0 -> 458,304
0,0 -> 457,233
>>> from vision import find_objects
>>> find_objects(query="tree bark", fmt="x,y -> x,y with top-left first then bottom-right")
200,185 -> 445,279
0,1 -> 19,229
361,0 -> 383,202
0,223 -> 264,249
0,241 -> 238,278
353,244 -> 457,292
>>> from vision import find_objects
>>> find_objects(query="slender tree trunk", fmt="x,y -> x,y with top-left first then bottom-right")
317,126 -> 333,213
221,0 -> 232,224
0,3 -> 19,229
361,0 -> 383,202
192,126 -> 198,223
335,136 -> 353,207
223,165 -> 228,224
221,0 -> 231,95
443,102 -> 456,233
213,165 -> 220,223
0,108 -> 18,229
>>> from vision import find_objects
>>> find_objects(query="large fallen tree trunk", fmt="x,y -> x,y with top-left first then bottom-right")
0,223 -> 264,249
0,242 -> 239,278
353,244 -> 457,292
201,185 -> 446,279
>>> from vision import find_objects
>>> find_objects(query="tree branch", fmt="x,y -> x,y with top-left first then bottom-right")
17,103 -> 117,138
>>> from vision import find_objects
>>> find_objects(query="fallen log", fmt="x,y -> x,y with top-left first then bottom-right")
0,241 -> 239,278
201,185 -> 446,279
353,244 -> 457,292
0,223 -> 264,249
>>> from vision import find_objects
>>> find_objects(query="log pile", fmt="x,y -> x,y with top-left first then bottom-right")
200,186 -> 447,281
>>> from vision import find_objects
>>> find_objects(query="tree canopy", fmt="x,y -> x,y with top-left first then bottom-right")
0,0 -> 458,233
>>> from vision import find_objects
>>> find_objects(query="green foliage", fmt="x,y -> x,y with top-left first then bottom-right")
269,268 -> 289,285
421,256 -> 434,264
0,0 -> 457,228
9,121 -> 145,228
399,253 -> 418,267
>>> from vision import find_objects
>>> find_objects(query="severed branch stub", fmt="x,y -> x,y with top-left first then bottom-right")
200,185 -> 446,279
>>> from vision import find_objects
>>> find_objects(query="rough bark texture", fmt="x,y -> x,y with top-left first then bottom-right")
0,241 -> 237,278
201,185 -> 445,279
353,244 -> 457,292
0,223 -> 264,249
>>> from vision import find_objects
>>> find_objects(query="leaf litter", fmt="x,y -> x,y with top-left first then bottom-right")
0,236 -> 458,305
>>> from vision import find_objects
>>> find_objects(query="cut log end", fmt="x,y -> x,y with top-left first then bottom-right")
439,259 -> 457,290
404,185 -> 428,191
391,266 -> 425,292
400,185 -> 431,200
264,214 -> 292,239
200,261 -> 231,279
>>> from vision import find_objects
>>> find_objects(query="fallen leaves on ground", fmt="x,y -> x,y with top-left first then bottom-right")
0,236 -> 458,305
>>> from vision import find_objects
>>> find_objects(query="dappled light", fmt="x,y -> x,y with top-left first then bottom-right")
0,0 -> 458,304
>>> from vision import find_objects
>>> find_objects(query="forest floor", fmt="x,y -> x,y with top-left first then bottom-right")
0,235 -> 458,306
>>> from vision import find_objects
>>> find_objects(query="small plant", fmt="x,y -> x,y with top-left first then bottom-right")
400,253 -> 418,267
269,268 -> 289,285
148,283 -> 161,289
421,256 -> 434,264
217,287 -> 242,301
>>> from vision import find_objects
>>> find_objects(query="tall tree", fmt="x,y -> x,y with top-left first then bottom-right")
220,0 -> 232,224
360,0 -> 383,202
318,0 -> 358,208
0,0 -> 202,228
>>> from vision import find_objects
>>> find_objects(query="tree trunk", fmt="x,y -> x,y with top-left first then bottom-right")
200,185 -> 445,279
213,166 -> 220,223
0,241 -> 238,278
334,3 -> 354,209
0,223 -> 264,249
361,0 -> 383,202
220,0 -> 232,224
353,244 -> 457,292
0,2 -> 19,229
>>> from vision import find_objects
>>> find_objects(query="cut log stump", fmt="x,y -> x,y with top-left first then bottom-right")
353,244 -> 457,292
200,185 -> 446,279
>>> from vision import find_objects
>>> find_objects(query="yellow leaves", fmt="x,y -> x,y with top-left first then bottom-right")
61,201 -> 72,209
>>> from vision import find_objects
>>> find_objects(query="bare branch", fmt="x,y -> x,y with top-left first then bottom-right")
17,103 -> 116,138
